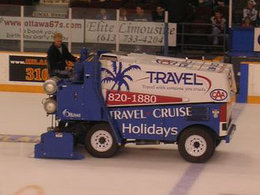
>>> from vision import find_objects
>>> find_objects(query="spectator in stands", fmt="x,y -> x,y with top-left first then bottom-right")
194,0 -> 212,23
131,5 -> 151,21
152,5 -> 164,22
243,0 -> 258,26
96,8 -> 110,20
214,0 -> 228,19
185,0 -> 197,22
163,0 -> 187,23
214,0 -> 225,9
47,33 -> 77,77
119,8 -> 128,21
211,9 -> 226,45
241,16 -> 254,27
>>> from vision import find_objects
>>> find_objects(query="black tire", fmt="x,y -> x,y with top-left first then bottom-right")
85,123 -> 119,158
216,139 -> 221,147
178,127 -> 216,163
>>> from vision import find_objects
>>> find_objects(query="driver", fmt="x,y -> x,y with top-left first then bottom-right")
47,32 -> 76,77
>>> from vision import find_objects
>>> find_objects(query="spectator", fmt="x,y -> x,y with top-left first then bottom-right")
242,16 -> 254,27
47,33 -> 77,77
185,0 -> 197,22
211,9 -> 226,45
152,5 -> 164,22
214,0 -> 225,8
119,7 -> 128,21
96,8 -> 110,20
163,0 -> 187,23
243,0 -> 258,26
192,0 -> 212,23
131,5 -> 151,21
214,0 -> 228,19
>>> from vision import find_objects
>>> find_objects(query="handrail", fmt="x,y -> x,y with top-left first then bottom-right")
177,22 -> 228,54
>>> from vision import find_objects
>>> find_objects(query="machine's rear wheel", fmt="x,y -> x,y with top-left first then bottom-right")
85,123 -> 119,158
178,127 -> 216,163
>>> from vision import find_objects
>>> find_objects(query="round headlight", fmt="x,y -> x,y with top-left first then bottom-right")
43,98 -> 57,114
43,77 -> 60,95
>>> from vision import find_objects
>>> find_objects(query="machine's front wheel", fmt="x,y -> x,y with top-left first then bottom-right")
85,123 -> 119,158
178,127 -> 215,163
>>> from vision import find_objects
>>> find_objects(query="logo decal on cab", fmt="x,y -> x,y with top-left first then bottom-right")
210,89 -> 228,101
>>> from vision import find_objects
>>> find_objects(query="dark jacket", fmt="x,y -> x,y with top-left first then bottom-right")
47,43 -> 76,76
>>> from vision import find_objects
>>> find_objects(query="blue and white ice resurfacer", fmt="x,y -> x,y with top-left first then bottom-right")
35,48 -> 237,163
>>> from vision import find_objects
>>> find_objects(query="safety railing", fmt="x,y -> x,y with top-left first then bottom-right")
177,23 -> 228,55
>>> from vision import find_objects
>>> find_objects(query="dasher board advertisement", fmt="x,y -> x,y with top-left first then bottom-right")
9,55 -> 48,82
100,54 -> 236,106
254,28 -> 260,52
85,20 -> 177,46
0,16 -> 84,43
0,17 -> 176,46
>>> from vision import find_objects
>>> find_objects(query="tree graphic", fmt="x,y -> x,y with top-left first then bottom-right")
101,61 -> 141,91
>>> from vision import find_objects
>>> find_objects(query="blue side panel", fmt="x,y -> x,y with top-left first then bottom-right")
230,27 -> 254,52
82,58 -> 105,121
57,58 -> 106,121
57,83 -> 85,120
237,64 -> 249,103
228,51 -> 260,58
109,103 -> 221,142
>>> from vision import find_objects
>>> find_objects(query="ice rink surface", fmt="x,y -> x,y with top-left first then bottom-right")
0,92 -> 260,195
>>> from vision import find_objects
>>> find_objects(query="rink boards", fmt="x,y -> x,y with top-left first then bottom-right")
237,62 -> 260,103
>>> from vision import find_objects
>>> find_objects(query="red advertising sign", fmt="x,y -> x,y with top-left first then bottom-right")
106,90 -> 187,106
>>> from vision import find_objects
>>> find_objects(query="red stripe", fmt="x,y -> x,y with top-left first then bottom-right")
220,104 -> 227,122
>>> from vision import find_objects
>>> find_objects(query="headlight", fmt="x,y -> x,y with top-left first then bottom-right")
43,98 -> 57,114
43,77 -> 60,95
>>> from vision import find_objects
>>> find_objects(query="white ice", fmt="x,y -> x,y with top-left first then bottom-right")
0,92 -> 260,195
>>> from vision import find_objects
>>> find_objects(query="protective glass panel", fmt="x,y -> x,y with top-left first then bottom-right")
71,7 -> 117,54
0,5 -> 21,51
23,5 -> 70,53
118,8 -> 167,55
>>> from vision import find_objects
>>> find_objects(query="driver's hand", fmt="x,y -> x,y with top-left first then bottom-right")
66,60 -> 74,67
65,66 -> 73,71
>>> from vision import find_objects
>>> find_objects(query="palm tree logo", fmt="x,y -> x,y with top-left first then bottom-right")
101,61 -> 141,91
